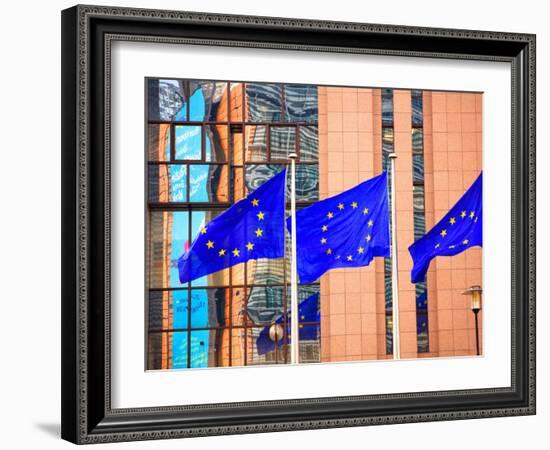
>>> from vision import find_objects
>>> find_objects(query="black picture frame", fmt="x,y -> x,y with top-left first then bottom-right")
61,4 -> 536,444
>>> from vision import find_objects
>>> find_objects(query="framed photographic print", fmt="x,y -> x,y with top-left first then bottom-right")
61,4 -> 536,444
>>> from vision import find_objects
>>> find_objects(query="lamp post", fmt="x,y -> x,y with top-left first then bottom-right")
462,285 -> 482,356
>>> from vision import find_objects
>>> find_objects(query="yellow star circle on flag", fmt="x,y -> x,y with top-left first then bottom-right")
251,198 -> 259,207
232,248 -> 240,257
206,240 -> 214,249
255,228 -> 263,237
246,242 -> 254,251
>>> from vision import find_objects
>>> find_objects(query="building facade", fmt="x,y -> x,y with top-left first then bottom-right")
146,79 -> 482,370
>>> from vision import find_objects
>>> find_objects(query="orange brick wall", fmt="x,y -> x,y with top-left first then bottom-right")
319,87 -> 483,361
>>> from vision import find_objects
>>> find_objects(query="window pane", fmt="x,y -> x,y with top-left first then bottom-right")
190,330 -> 220,368
205,125 -> 228,162
232,167 -> 244,202
284,84 -> 318,122
231,128 -> 244,165
190,288 -> 227,328
295,165 -> 319,202
299,126 -> 319,162
148,79 -> 187,121
245,83 -> 282,122
189,81 -> 228,122
413,185 -> 426,240
171,331 -> 190,369
229,287 -> 248,326
244,164 -> 285,195
247,326 -> 287,365
189,164 -> 229,203
412,90 -> 423,127
247,285 -> 285,325
175,125 -> 202,160
245,125 -> 268,162
148,211 -> 189,288
386,314 -> 393,354
229,83 -> 244,122
248,257 -> 286,286
381,89 -> 393,127
412,129 -> 424,184
148,164 -> 187,203
148,124 -> 171,161
270,127 -> 296,160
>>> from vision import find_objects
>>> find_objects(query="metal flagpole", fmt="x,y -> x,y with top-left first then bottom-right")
288,152 -> 300,364
388,153 -> 401,360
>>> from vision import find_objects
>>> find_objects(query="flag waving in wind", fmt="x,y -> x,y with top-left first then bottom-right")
288,172 -> 390,283
178,169 -> 287,284
409,172 -> 482,283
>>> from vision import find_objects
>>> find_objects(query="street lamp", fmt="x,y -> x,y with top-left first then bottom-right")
268,323 -> 284,343
462,285 -> 482,356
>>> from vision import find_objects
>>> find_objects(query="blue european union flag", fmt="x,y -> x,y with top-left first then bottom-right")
178,169 -> 287,284
288,172 -> 390,283
409,172 -> 482,283
256,292 -> 320,355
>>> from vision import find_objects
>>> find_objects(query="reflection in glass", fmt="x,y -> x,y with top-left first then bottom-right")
148,211 -> 189,288
229,83 -> 244,122
147,124 -> 171,161
245,126 -> 268,162
412,90 -> 423,128
189,164 -> 228,203
148,79 -> 187,121
247,285 -> 285,325
299,126 -> 319,162
175,125 -> 202,160
413,185 -> 426,240
248,257 -> 286,286
205,125 -> 228,162
284,84 -> 318,122
412,129 -> 424,184
189,289 -> 226,328
245,83 -> 282,122
416,281 -> 429,353
246,327 -> 284,365
381,88 -> 393,127
294,165 -> 319,202
148,165 -> 187,203
244,164 -> 285,194
270,127 -> 296,160
189,81 -> 228,122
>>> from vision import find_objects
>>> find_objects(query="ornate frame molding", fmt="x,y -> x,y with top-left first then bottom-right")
61,4 -> 536,444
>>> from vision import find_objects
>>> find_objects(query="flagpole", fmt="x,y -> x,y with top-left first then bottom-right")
388,153 -> 401,360
288,152 -> 300,364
